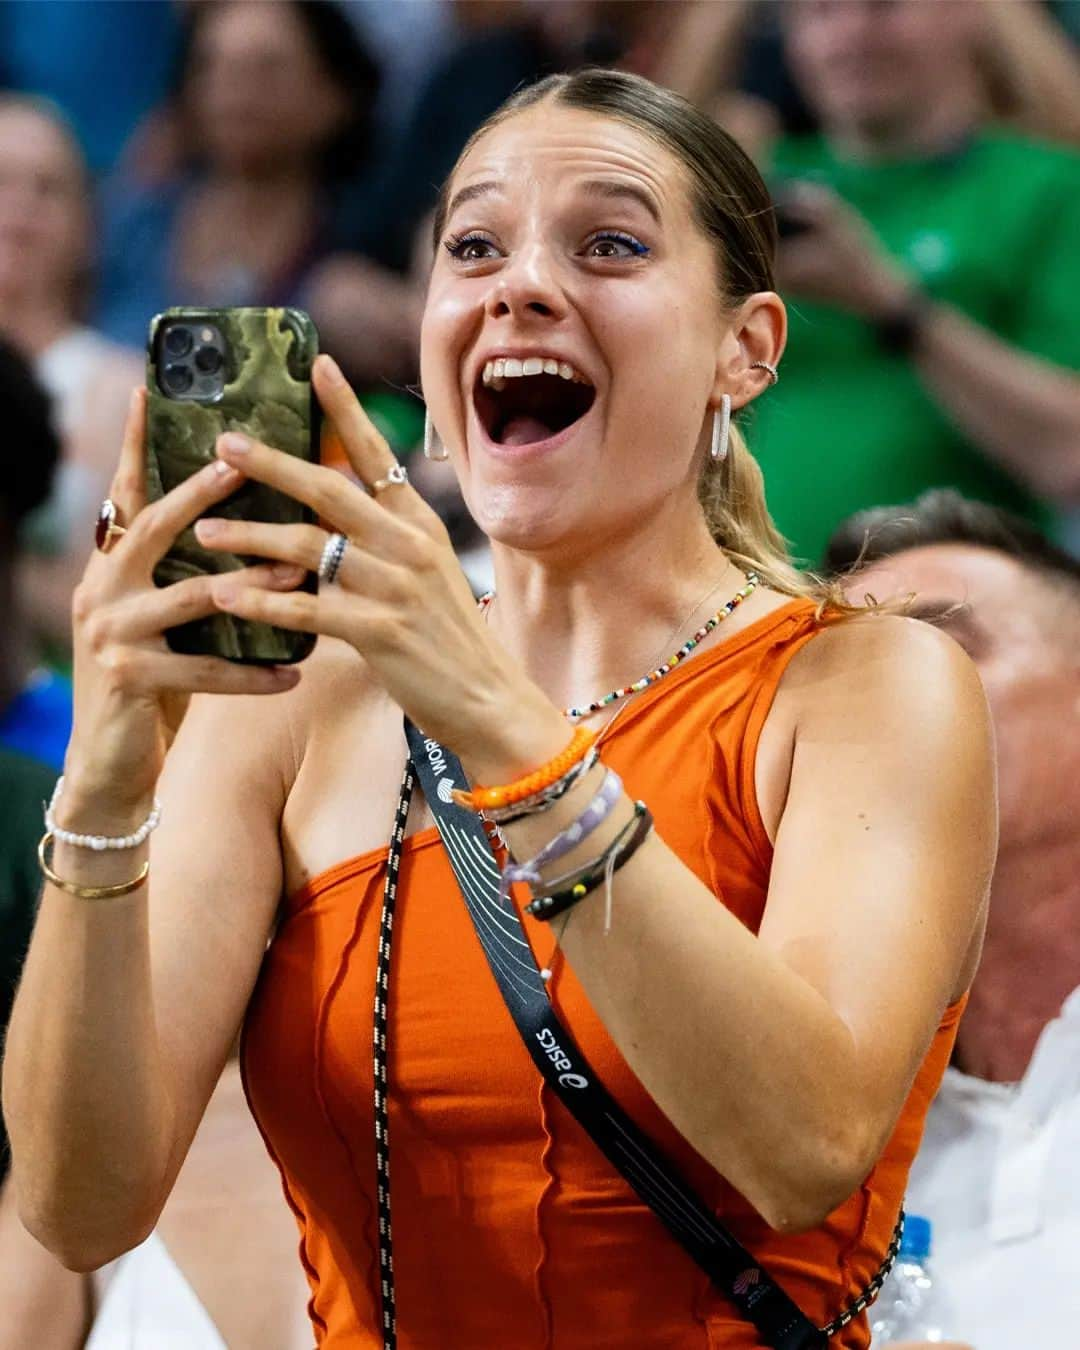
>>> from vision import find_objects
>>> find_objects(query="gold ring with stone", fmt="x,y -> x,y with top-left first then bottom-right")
95,499 -> 127,552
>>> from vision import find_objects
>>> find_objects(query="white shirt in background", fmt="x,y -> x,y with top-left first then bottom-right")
905,986 -> 1080,1348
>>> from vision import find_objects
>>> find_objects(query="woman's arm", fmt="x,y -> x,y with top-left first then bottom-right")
0,1173 -> 91,1349
487,616 -> 996,1232
905,303 -> 1080,500
2,688 -> 292,1270
2,388 -> 308,1271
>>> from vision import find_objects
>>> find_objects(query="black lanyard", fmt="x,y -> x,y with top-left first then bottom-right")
370,718 -> 899,1348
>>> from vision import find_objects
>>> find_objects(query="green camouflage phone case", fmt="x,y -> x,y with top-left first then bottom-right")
146,306 -> 319,663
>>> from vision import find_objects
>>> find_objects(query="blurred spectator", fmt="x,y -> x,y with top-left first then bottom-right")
827,489 -> 1080,1348
94,0 -> 423,388
0,94 -> 143,655
0,337 -> 71,769
975,0 -> 1080,148
0,338 -> 65,1193
343,0 -> 660,277
0,749 -> 57,1176
342,0 -> 452,142
0,0 -> 179,174
747,0 -> 1080,566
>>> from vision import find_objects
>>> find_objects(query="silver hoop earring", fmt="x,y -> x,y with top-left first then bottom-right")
423,411 -> 448,461
750,360 -> 779,386
711,394 -> 731,462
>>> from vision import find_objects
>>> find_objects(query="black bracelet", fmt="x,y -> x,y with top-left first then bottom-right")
525,802 -> 654,922
871,289 -> 934,357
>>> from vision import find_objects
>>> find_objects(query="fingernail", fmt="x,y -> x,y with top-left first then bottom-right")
320,355 -> 345,385
272,563 -> 304,582
195,518 -> 224,540
212,459 -> 241,483
219,433 -> 251,456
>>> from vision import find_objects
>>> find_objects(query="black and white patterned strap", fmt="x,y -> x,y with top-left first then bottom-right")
372,761 -> 413,1350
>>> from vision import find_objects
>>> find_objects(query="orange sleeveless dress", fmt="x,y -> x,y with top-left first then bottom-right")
242,599 -> 964,1348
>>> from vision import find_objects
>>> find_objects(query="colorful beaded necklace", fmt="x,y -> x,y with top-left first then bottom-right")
479,571 -> 759,720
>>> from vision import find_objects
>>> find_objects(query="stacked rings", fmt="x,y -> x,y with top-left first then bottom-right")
318,532 -> 348,584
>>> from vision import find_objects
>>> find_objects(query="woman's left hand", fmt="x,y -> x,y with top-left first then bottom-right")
195,355 -> 567,776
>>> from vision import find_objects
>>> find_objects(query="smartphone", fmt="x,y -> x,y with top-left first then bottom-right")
145,306 -> 319,664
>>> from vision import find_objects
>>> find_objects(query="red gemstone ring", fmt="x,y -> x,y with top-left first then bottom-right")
95,498 -> 127,552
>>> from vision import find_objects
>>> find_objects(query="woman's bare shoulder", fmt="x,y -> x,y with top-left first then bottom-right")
785,610 -> 985,716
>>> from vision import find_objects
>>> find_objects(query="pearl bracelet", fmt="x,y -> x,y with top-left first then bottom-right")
45,776 -> 162,851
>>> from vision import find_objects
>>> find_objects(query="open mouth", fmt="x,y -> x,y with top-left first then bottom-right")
473,358 -> 596,448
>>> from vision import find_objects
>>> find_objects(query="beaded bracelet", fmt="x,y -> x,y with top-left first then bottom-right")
525,802 -> 653,923
452,726 -> 596,813
45,776 -> 162,851
499,768 -> 623,904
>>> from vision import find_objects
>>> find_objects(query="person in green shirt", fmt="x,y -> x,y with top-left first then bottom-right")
750,0 -> 1080,566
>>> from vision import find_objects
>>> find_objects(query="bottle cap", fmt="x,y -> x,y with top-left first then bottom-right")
900,1213 -> 932,1260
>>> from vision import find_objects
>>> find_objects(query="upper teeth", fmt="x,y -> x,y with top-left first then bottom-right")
481,357 -> 588,389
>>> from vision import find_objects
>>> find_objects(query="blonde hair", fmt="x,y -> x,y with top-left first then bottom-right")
432,69 -> 866,617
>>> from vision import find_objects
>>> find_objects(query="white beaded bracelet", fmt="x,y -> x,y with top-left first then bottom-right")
45,776 -> 162,851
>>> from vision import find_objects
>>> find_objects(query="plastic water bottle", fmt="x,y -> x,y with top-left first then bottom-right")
870,1214 -> 954,1344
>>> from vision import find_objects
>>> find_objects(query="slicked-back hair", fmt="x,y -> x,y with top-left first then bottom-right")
824,490 -> 1080,598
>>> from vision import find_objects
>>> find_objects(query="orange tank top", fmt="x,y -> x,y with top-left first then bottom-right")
242,599 -> 964,1348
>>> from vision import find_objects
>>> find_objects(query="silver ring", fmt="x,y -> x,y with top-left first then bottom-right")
318,532 -> 348,584
370,463 -> 409,496
750,360 -> 779,386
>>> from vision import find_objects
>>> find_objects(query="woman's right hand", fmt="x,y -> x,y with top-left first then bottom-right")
60,388 -> 304,822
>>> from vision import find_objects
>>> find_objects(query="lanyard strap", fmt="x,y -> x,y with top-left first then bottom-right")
395,719 -> 831,1350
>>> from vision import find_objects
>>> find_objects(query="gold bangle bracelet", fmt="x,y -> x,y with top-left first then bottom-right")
37,832 -> 149,900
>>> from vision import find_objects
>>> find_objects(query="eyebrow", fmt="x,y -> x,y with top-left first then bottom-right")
445,180 -> 501,221
576,178 -> 662,224
444,177 -> 663,226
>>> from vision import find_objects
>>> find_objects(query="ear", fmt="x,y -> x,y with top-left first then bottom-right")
711,292 -> 787,413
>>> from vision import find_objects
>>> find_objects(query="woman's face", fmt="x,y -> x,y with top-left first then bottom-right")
420,104 -> 737,557
0,103 -> 88,303
187,2 -> 347,172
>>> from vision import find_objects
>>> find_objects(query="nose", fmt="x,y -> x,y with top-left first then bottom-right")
484,238 -> 568,324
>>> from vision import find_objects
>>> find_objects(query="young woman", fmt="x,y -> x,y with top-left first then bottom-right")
3,71 -> 996,1348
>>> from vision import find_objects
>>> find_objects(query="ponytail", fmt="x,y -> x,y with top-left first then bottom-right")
699,419 -> 863,617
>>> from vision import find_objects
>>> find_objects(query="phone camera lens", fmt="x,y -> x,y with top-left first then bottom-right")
163,363 -> 194,393
163,325 -> 193,357
194,345 -> 223,374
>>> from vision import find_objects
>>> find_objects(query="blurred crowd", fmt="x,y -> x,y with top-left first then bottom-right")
0,2 -> 1077,1348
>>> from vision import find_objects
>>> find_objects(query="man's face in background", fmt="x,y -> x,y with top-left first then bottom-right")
782,0 -> 980,142
846,544 -> 1079,849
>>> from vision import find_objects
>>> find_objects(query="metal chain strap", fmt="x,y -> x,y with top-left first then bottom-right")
372,762 -> 415,1350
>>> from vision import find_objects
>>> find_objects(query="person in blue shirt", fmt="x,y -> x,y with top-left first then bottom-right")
0,338 -> 71,771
